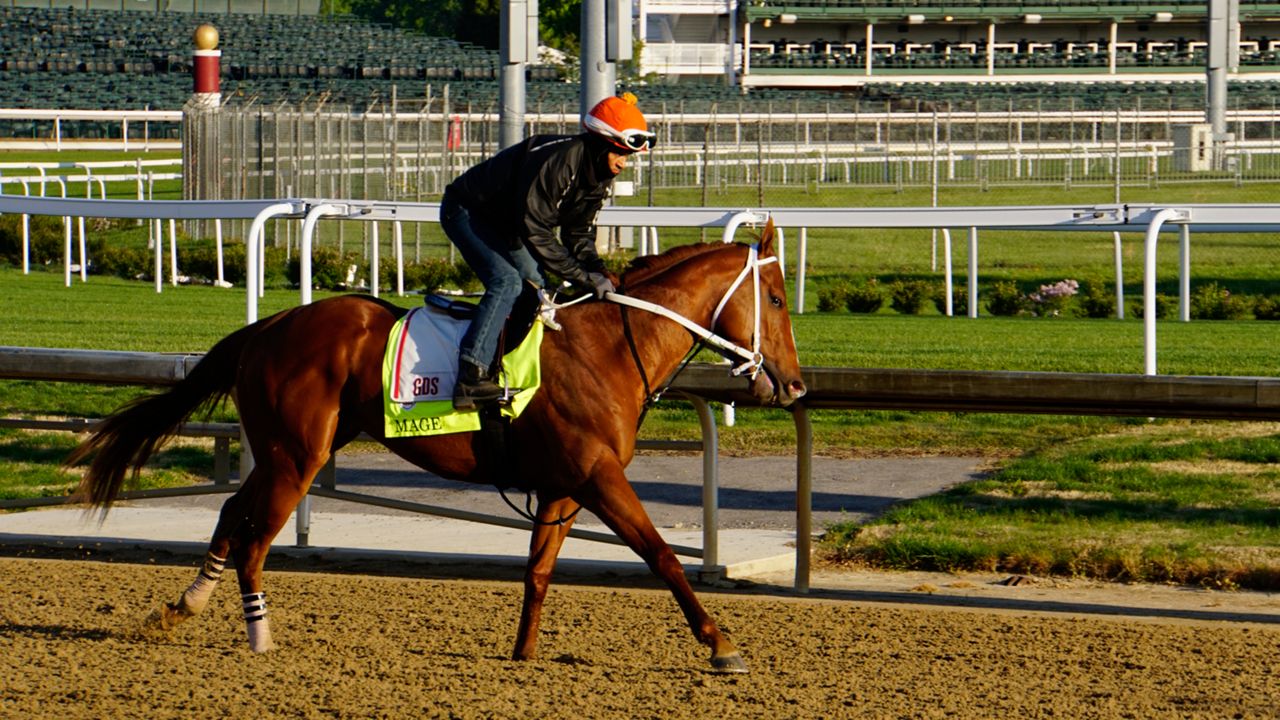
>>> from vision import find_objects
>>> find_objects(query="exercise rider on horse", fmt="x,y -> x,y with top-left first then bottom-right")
440,93 -> 656,410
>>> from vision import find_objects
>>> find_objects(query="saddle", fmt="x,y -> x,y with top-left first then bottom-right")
420,285 -> 544,492
422,283 -> 541,362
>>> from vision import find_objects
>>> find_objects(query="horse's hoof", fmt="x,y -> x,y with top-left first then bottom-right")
710,652 -> 749,674
144,602 -> 190,632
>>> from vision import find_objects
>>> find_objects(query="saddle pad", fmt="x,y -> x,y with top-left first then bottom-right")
382,305 -> 544,438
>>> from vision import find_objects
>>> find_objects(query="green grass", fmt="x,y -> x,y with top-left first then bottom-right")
821,422 -> 1280,590
3,159 -> 1280,589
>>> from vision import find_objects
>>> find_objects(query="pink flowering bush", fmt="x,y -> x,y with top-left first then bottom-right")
1028,279 -> 1079,317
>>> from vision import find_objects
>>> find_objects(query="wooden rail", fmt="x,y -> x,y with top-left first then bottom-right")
4,346 -> 1278,420
673,364 -> 1280,421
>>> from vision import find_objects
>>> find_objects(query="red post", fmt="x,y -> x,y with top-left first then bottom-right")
192,24 -> 220,95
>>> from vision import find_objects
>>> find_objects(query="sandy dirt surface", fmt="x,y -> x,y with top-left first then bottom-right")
2,554 -> 1277,719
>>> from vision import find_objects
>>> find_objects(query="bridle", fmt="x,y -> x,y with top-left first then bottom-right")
599,242 -> 777,381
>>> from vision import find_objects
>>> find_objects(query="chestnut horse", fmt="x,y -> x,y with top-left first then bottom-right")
69,224 -> 806,673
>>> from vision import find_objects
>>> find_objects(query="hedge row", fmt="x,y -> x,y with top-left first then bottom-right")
818,277 -> 1280,321
0,215 -> 633,293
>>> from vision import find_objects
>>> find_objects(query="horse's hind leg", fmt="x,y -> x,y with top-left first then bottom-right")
146,448 -> 327,651
512,496 -> 580,660
575,460 -> 748,673
224,450 -> 328,652
145,496 -> 245,633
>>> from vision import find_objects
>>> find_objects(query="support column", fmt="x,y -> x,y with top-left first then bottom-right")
581,0 -> 615,116
182,24 -> 222,240
1108,21 -> 1118,74
865,23 -> 873,76
987,22 -> 996,76
500,0 -> 535,149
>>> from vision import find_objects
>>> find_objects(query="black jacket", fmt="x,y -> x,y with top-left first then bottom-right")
445,133 -> 613,286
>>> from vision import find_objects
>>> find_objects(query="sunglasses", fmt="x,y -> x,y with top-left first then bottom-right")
616,128 -> 658,152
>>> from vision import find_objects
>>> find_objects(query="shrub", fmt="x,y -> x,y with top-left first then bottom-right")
1254,295 -> 1280,321
844,279 -> 884,314
452,260 -> 479,292
260,246 -> 290,289
599,251 -> 632,279
414,258 -> 463,293
0,214 -> 66,267
289,247 -> 365,290
1190,282 -> 1251,320
1078,281 -> 1118,319
889,279 -> 931,315
816,282 -> 850,312
1027,279 -> 1079,317
985,281 -> 1027,317
1130,293 -> 1176,319
370,257 -> 470,294
93,244 -> 150,280
931,284 -> 968,315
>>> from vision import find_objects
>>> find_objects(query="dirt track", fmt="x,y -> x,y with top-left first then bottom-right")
2,556 -> 1277,719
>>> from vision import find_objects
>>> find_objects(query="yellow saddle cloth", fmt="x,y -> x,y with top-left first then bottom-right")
382,305 -> 544,438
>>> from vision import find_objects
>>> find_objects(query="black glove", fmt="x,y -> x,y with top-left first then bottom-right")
586,272 -> 615,300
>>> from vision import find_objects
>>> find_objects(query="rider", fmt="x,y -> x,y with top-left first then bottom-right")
440,93 -> 656,410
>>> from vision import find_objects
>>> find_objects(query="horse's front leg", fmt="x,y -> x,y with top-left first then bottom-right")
512,495 -> 580,660
575,459 -> 748,673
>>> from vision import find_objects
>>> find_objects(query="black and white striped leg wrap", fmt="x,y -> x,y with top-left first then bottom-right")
242,591 -> 275,652
179,553 -> 226,614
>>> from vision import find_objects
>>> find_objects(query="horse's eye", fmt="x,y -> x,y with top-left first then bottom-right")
770,294 -> 783,308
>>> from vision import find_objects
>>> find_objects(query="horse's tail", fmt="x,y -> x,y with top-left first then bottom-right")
67,321 -> 261,514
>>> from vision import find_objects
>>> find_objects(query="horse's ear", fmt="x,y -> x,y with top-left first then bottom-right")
759,218 -> 776,256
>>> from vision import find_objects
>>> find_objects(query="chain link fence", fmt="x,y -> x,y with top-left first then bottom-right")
194,91 -> 1280,203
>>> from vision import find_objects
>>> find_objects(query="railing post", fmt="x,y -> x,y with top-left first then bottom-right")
1113,231 -> 1125,319
245,202 -> 298,323
793,402 -> 812,593
213,436 -> 230,485
689,395 -> 722,582
967,226 -> 979,318
796,226 -> 807,313
1142,208 -> 1189,375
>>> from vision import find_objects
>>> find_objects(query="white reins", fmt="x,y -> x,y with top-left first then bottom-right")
541,243 -> 776,379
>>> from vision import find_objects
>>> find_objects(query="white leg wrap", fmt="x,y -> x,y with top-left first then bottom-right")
179,554 -> 226,615
242,592 -> 275,652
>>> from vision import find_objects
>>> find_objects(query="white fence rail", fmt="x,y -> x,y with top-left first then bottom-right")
5,194 -> 1280,377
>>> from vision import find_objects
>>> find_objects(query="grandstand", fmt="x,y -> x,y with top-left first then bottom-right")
1,3 -> 1279,119
0,5 -> 564,110
642,0 -> 1280,87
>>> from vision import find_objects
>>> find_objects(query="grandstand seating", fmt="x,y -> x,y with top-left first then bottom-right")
1,5 -> 1278,118
0,6 -> 531,109
745,36 -> 1280,73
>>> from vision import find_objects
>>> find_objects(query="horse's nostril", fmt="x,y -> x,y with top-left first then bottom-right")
790,380 -> 807,398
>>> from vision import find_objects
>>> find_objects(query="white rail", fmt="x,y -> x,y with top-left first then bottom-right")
5,195 -> 1280,376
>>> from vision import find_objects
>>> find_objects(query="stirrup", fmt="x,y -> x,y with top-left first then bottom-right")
453,364 -> 505,410
453,381 -> 504,410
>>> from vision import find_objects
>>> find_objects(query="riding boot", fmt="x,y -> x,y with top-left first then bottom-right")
453,362 -> 504,410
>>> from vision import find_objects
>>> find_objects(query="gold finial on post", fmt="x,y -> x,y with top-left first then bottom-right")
193,24 -> 219,51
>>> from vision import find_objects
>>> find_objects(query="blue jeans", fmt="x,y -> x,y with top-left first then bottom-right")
440,193 -> 543,371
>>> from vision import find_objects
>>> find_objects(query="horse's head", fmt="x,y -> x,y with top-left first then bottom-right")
712,219 -> 807,407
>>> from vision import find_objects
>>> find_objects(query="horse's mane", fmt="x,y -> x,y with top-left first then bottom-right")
621,242 -> 735,288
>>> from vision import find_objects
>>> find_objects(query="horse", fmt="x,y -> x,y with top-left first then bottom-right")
68,221 -> 806,673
